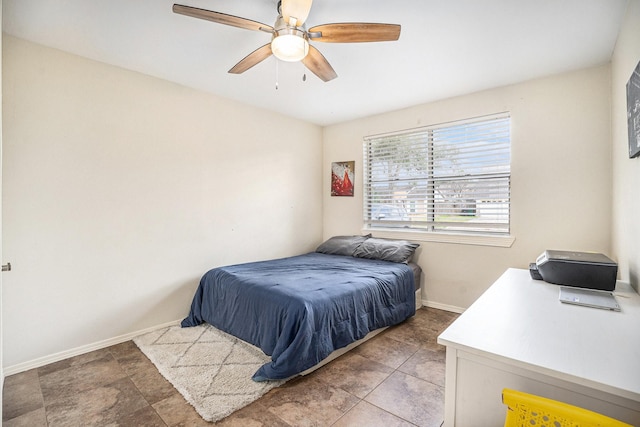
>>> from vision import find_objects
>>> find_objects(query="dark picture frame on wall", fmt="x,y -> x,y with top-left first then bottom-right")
627,59 -> 640,158
331,161 -> 355,197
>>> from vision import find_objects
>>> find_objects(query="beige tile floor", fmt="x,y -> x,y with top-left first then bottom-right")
3,307 -> 458,426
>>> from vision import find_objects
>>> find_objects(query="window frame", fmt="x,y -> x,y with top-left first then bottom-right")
362,113 -> 515,247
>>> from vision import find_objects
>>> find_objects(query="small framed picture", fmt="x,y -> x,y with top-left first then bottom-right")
626,59 -> 640,158
331,161 -> 354,197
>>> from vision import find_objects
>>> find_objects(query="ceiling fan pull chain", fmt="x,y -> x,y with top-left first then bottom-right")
275,59 -> 279,90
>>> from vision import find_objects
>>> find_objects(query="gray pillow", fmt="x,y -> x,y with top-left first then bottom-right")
353,237 -> 420,263
315,235 -> 371,256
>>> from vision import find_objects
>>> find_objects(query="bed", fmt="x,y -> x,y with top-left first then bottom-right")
181,236 -> 421,381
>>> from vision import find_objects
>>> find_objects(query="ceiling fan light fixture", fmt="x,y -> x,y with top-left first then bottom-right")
271,29 -> 309,62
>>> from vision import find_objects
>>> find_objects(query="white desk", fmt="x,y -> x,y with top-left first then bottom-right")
437,268 -> 640,426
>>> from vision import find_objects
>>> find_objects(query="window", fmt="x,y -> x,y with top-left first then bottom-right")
363,113 -> 511,236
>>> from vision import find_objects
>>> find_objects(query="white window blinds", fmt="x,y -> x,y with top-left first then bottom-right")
363,113 -> 511,234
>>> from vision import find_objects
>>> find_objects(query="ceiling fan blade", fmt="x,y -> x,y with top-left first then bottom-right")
281,0 -> 313,27
228,44 -> 273,74
173,4 -> 273,33
308,23 -> 401,43
302,45 -> 337,82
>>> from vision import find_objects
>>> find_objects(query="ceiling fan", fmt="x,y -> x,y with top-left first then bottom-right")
172,0 -> 401,82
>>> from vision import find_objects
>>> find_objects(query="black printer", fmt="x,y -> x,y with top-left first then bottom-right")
529,250 -> 618,291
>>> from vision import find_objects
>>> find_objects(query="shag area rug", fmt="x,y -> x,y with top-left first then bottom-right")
134,324 -> 285,422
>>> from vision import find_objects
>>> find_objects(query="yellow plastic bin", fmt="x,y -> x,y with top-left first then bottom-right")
502,388 -> 633,427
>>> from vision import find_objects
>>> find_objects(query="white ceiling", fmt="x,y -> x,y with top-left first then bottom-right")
3,0 -> 630,126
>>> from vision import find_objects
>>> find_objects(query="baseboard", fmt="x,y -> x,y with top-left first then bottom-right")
4,319 -> 182,377
5,300 -> 464,377
422,299 -> 466,314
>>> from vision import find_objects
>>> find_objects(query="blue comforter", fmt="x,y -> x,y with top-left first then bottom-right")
181,252 -> 416,381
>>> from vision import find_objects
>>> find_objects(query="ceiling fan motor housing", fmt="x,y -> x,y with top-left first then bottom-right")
271,15 -> 309,61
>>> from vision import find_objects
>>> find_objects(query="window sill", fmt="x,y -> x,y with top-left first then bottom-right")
361,227 -> 516,248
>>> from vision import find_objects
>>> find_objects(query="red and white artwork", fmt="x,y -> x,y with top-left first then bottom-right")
331,161 -> 355,197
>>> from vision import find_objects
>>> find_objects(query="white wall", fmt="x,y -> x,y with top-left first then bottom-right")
2,36 -> 323,370
611,0 -> 640,291
323,66 -> 613,310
